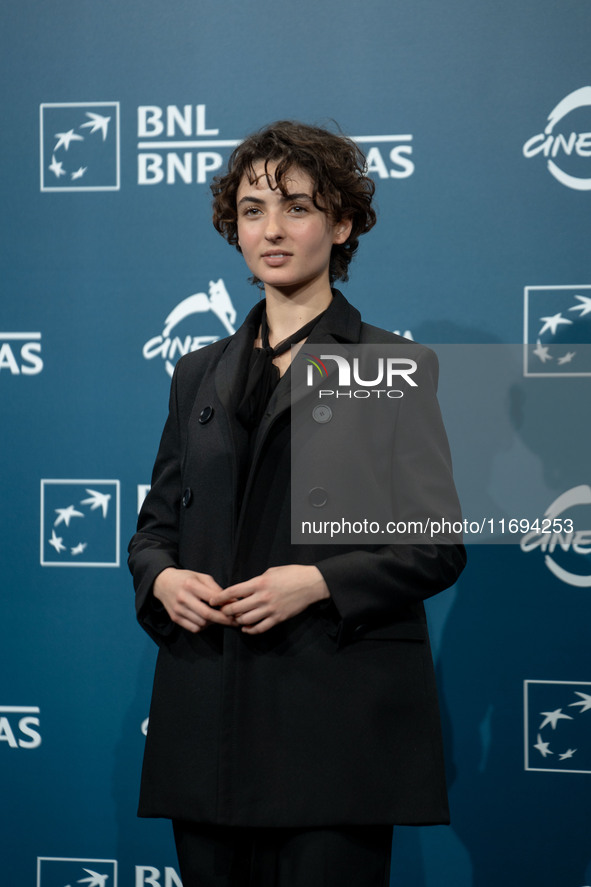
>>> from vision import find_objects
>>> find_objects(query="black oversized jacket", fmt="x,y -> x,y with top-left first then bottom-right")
128,290 -> 466,827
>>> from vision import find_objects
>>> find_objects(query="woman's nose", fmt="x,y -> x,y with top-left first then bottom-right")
264,212 -> 284,240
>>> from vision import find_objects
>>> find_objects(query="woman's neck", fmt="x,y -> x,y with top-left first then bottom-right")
263,284 -> 333,348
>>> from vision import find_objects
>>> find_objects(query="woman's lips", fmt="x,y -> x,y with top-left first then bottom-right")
262,252 -> 292,266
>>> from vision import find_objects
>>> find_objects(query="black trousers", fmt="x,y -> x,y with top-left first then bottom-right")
172,821 -> 393,887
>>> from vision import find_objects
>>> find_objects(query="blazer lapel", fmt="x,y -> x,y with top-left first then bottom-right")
213,290 -> 363,523
214,300 -> 264,417
212,301 -> 264,526
261,289 -> 363,417
246,290 -> 362,471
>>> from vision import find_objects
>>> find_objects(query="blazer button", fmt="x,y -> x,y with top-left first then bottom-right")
199,405 -> 214,424
181,487 -> 193,508
308,487 -> 328,508
312,404 -> 332,424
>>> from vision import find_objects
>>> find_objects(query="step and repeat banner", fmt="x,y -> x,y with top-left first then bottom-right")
2,1 -> 591,885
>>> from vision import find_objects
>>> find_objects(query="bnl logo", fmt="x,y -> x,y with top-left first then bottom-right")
36,858 -> 116,887
40,102 -> 120,191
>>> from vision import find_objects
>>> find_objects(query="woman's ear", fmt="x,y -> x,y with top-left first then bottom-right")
333,217 -> 353,244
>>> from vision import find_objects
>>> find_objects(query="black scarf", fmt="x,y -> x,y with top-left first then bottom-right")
237,306 -> 327,431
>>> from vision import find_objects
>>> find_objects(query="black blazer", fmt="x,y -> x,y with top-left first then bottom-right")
128,290 -> 466,827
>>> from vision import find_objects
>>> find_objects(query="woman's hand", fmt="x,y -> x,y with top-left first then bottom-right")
153,567 -> 235,633
210,564 -> 330,634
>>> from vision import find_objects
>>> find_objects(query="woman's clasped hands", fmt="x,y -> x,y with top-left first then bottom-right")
153,565 -> 330,635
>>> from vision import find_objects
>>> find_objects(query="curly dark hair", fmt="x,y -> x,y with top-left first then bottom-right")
211,120 -> 376,283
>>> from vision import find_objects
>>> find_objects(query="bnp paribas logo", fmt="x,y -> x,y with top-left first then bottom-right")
524,285 -> 591,376
524,680 -> 591,774
36,858 -> 116,887
40,479 -> 120,567
39,102 -> 120,192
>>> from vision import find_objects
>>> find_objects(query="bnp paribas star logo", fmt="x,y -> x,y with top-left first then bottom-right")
39,102 -> 120,192
36,857 -> 116,887
40,479 -> 120,567
524,680 -> 591,774
524,285 -> 591,376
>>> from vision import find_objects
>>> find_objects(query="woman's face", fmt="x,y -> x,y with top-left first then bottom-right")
235,162 -> 351,296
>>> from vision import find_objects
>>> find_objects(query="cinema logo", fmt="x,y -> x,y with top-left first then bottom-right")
303,348 -> 418,400
523,87 -> 591,191
143,279 -> 237,377
520,485 -> 591,588
0,332 -> 43,375
137,104 -> 414,185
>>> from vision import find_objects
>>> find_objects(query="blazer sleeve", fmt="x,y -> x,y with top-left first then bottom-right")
128,360 -> 185,641
314,347 -> 467,635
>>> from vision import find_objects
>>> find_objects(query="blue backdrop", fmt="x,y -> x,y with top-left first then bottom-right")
2,1 -> 591,885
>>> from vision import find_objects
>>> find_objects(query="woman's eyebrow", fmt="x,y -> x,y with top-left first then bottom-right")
281,192 -> 313,201
237,195 -> 265,206
237,192 -> 314,207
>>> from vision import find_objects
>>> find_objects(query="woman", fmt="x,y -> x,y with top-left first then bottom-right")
128,120 -> 466,886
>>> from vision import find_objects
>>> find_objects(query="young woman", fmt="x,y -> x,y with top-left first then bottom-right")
128,121 -> 466,887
